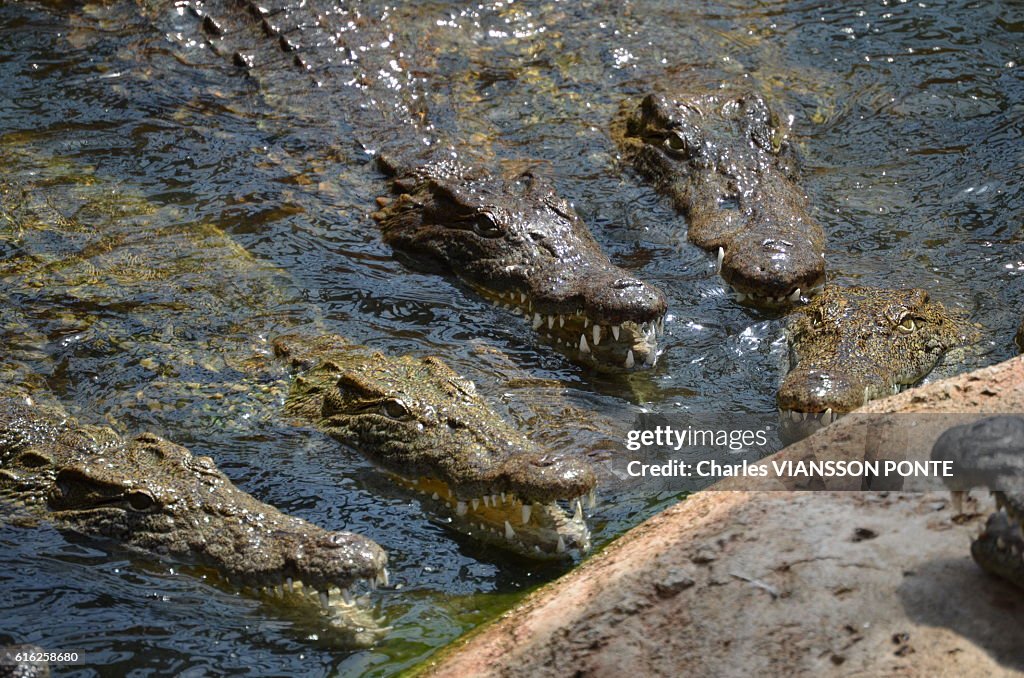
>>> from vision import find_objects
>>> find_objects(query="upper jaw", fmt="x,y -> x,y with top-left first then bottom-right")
215,531 -> 389,645
468,275 -> 668,372
390,452 -> 597,559
712,214 -> 827,306
392,472 -> 596,559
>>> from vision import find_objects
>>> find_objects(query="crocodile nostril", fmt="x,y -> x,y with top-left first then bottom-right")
530,455 -> 557,468
612,278 -> 644,290
320,533 -> 352,548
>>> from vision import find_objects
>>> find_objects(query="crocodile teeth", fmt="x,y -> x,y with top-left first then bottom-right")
657,317 -> 664,335
584,316 -> 589,328
431,492 -> 439,501
579,334 -> 590,354
588,489 -> 597,509
532,313 -> 543,329
505,520 -> 516,541
612,325 -> 620,341
592,325 -> 601,346
736,292 -> 747,303
342,588 -> 355,604
456,500 -> 468,516
717,247 -> 725,272
471,498 -> 479,510
381,568 -> 389,587
624,349 -> 635,369
482,495 -> 490,507
559,315 -> 565,327
520,293 -> 527,304
548,315 -> 555,329
788,288 -> 801,302
574,498 -> 583,522
522,504 -> 532,524
319,591 -> 330,609
556,536 -> 566,553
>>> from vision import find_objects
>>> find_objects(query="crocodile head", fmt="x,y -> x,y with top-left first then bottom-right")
930,415 -> 1024,588
373,157 -> 667,371
778,286 -> 971,433
972,494 -> 1024,590
0,400 -> 389,647
275,335 -> 596,559
614,92 -> 826,305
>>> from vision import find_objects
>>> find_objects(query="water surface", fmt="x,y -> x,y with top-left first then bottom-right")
0,0 -> 1021,674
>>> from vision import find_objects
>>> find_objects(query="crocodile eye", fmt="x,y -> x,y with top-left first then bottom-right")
472,213 -> 503,238
126,489 -> 156,512
662,132 -> 689,157
897,316 -> 917,333
382,398 -> 411,419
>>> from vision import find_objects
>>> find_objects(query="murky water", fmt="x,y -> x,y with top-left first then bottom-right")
0,0 -> 1021,675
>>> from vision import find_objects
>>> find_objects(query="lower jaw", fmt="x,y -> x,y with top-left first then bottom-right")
239,574 -> 390,646
391,474 -> 595,559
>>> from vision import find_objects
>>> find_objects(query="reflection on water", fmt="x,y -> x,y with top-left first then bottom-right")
0,0 -> 1021,674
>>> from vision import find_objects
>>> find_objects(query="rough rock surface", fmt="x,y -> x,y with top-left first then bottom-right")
420,356 -> 1024,677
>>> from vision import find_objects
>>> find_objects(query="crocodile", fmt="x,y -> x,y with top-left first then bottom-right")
275,334 -> 594,558
0,148 -> 596,560
778,286 -> 972,435
122,0 -> 668,371
612,91 -> 826,306
372,155 -> 667,370
931,415 -> 1024,589
0,395 -> 389,647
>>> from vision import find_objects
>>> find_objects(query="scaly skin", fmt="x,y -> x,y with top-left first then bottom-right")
612,91 -> 825,305
778,286 -> 972,429
931,416 -> 1024,589
0,151 -> 597,561
373,156 -> 667,371
136,0 -> 667,371
0,397 -> 389,647
275,334 -> 595,559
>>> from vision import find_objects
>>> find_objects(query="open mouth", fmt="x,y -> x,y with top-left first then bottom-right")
393,473 -> 595,559
471,285 -> 666,371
